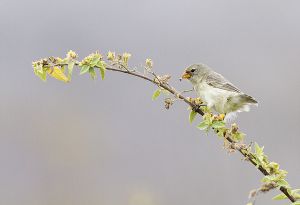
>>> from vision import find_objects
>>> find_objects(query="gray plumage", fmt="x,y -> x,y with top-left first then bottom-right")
182,63 -> 257,120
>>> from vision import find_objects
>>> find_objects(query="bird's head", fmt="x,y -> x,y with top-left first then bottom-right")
180,64 -> 210,84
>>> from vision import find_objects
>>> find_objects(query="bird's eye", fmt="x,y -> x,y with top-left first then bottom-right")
191,68 -> 196,72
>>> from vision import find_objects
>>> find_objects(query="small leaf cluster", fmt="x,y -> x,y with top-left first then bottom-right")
32,50 -> 78,82
149,68 -> 174,109
79,52 -> 105,80
152,88 -> 174,109
33,50 -> 110,82
246,143 -> 300,203
145,58 -> 153,69
106,51 -> 132,69
191,107 -> 245,143
197,112 -> 226,132
32,58 -> 49,81
186,106 -> 299,203
253,143 -> 289,187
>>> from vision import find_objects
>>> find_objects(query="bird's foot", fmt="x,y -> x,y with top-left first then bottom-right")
180,88 -> 194,94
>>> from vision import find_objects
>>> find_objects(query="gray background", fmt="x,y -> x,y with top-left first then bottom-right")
0,0 -> 299,205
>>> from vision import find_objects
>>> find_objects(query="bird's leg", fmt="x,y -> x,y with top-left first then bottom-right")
180,89 -> 194,94
178,88 -> 195,98
179,88 -> 207,110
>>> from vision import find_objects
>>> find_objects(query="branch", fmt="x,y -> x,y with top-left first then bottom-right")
107,64 -> 296,203
105,66 -> 204,115
32,51 -> 299,204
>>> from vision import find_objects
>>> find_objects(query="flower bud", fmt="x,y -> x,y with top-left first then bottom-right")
107,51 -> 115,61
145,58 -> 153,68
67,50 -> 78,59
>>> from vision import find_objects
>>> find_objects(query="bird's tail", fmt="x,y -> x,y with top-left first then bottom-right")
226,94 -> 258,113
240,94 -> 258,105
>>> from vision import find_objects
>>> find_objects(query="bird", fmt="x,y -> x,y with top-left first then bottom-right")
181,63 -> 258,121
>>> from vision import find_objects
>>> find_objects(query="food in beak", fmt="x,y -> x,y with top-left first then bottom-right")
181,71 -> 191,80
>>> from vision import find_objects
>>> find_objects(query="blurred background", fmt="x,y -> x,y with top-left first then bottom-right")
0,0 -> 299,204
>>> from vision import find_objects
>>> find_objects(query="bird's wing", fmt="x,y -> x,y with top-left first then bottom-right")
206,72 -> 241,93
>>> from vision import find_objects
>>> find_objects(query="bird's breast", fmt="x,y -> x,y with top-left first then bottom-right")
194,82 -> 233,113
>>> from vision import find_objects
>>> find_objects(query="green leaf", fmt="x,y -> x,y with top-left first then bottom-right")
80,65 -> 90,75
292,189 -> 300,199
39,72 -> 47,81
97,61 -> 106,80
277,179 -> 290,188
152,89 -> 161,100
232,132 -> 245,141
90,55 -> 100,67
60,58 -> 68,64
272,193 -> 287,200
67,61 -> 75,80
37,70 -> 47,81
294,193 -> 300,200
47,67 -> 69,82
291,202 -> 300,205
262,175 -> 276,183
292,189 -> 300,194
254,142 -> 265,162
268,162 -> 279,170
89,68 -> 96,80
61,65 -> 66,73
278,169 -> 288,177
197,120 -> 210,131
212,121 -> 225,129
216,128 -> 227,138
254,142 -> 264,156
189,110 -> 197,123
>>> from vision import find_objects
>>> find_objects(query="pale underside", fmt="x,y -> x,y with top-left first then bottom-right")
189,70 -> 257,121
194,82 -> 258,122
194,82 -> 250,114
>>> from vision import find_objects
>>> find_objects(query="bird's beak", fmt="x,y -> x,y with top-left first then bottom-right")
181,71 -> 191,80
